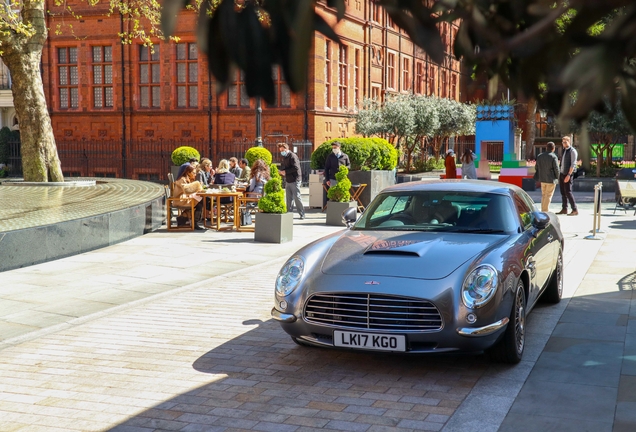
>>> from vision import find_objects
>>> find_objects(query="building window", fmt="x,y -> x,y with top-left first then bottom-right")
372,3 -> 380,22
353,49 -> 360,108
415,62 -> 424,94
269,66 -> 291,107
338,45 -> 348,109
228,70 -> 250,107
371,85 -> 381,101
428,66 -> 435,96
176,42 -> 198,108
92,46 -> 113,109
387,52 -> 395,89
402,57 -> 410,92
139,45 -> 161,108
325,40 -> 332,109
441,71 -> 448,98
58,47 -> 78,109
451,74 -> 457,100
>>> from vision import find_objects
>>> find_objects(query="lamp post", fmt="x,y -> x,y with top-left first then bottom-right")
255,97 -> 263,147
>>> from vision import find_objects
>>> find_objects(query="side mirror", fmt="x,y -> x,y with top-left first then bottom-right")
531,211 -> 550,230
342,207 -> 358,228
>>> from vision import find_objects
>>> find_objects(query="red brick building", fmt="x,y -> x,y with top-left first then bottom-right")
42,1 -> 462,178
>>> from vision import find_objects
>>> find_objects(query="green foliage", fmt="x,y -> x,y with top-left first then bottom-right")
245,147 -> 273,167
258,164 -> 287,213
412,157 -> 445,173
310,138 -> 398,171
590,162 -> 620,177
327,165 -> 352,202
171,146 -> 201,166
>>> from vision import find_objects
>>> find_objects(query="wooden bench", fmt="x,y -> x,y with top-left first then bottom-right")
614,180 -> 636,215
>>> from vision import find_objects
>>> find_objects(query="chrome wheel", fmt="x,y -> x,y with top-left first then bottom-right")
514,282 -> 526,356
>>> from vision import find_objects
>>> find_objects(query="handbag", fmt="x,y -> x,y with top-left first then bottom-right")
240,209 -> 253,226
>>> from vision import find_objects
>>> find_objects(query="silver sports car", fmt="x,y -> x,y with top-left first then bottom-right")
272,180 -> 564,363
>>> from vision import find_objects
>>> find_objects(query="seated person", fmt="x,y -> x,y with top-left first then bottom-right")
196,158 -> 214,187
247,159 -> 270,196
213,159 -> 236,204
173,165 -> 205,230
237,158 -> 251,183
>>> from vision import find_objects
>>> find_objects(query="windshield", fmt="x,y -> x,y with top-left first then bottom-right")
353,191 -> 518,233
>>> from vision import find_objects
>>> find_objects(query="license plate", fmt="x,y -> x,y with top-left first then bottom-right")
334,330 -> 406,352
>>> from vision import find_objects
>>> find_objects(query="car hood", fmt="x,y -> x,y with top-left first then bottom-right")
321,230 -> 507,280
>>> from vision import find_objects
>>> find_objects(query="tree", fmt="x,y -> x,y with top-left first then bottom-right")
430,98 -> 472,159
586,99 -> 631,177
353,98 -> 384,138
1,0 -> 164,182
162,0 -> 636,135
411,95 -> 439,170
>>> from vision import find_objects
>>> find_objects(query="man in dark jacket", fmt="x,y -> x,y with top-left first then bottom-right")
534,141 -> 560,212
323,141 -> 351,188
278,143 -> 305,219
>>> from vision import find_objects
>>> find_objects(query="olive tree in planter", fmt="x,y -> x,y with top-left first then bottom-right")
170,146 -> 201,179
326,165 -> 357,226
255,165 -> 293,243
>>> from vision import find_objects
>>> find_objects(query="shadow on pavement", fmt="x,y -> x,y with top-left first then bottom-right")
608,219 -> 636,230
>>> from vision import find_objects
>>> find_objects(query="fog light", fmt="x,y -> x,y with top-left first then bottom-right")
466,313 -> 477,324
279,300 -> 288,310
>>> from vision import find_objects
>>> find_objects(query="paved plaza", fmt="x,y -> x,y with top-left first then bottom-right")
0,186 -> 635,431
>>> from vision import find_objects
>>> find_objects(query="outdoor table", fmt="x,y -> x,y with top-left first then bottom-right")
198,191 -> 244,231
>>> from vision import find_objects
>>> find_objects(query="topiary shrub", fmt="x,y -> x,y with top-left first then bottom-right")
245,147 -> 273,167
327,165 -> 352,202
171,146 -> 201,166
258,164 -> 287,213
310,137 -> 398,171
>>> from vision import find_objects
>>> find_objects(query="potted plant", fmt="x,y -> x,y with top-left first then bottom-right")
170,146 -> 201,179
245,146 -> 273,167
255,165 -> 293,243
326,165 -> 357,226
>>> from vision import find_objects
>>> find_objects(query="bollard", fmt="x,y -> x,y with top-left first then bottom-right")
585,182 -> 604,240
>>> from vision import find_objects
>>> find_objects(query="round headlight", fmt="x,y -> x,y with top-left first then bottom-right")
462,264 -> 499,309
275,256 -> 305,296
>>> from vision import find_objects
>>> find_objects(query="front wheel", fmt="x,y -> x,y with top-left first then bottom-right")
542,251 -> 563,304
488,280 -> 526,364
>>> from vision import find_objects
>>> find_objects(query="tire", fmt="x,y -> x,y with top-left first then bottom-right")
488,280 -> 526,364
542,251 -> 563,304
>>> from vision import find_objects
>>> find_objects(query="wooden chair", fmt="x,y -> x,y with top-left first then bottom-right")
614,180 -> 636,215
350,183 -> 367,212
237,192 -> 262,232
166,173 -> 196,231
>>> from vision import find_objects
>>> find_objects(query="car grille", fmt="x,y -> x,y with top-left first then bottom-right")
304,293 -> 443,332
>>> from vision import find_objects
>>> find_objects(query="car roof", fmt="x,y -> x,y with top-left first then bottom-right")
381,179 -> 521,195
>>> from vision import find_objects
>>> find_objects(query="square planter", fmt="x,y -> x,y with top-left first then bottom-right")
326,201 -> 357,226
348,170 -> 396,209
255,212 -> 294,243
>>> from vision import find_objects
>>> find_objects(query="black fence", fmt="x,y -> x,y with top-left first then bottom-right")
7,138 -> 314,185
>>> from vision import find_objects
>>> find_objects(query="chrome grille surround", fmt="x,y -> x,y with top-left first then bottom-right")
303,293 -> 443,332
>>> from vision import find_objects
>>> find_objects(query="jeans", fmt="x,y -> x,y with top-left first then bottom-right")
285,180 -> 305,217
559,173 -> 577,211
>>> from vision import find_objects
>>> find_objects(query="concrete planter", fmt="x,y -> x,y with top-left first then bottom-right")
348,170 -> 396,209
573,177 -> 615,193
326,201 -> 357,226
255,212 -> 294,243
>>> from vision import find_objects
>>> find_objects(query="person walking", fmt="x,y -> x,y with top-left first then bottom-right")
534,142 -> 560,212
445,149 -> 457,179
323,141 -> 351,188
556,136 -> 579,216
460,148 -> 477,179
278,143 -> 305,219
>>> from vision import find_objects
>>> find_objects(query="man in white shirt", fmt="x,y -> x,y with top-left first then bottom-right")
555,136 -> 578,216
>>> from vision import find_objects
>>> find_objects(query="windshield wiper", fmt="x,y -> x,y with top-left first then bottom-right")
452,228 -> 507,234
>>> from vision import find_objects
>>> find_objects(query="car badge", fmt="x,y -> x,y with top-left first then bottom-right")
364,281 -> 380,285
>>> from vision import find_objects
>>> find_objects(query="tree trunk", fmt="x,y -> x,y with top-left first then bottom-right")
525,98 -> 538,160
2,0 -> 63,182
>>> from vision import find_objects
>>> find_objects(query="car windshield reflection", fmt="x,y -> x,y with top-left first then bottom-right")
353,191 -> 517,234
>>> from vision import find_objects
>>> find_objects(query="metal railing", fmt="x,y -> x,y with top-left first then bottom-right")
7,138 -> 314,185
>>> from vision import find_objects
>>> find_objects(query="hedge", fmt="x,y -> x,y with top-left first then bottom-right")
310,137 -> 398,171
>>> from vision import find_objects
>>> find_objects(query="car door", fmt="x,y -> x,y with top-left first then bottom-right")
512,192 -> 552,302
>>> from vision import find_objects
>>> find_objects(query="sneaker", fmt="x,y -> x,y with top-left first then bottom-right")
555,209 -> 568,215
568,210 -> 579,216
299,215 -> 305,220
